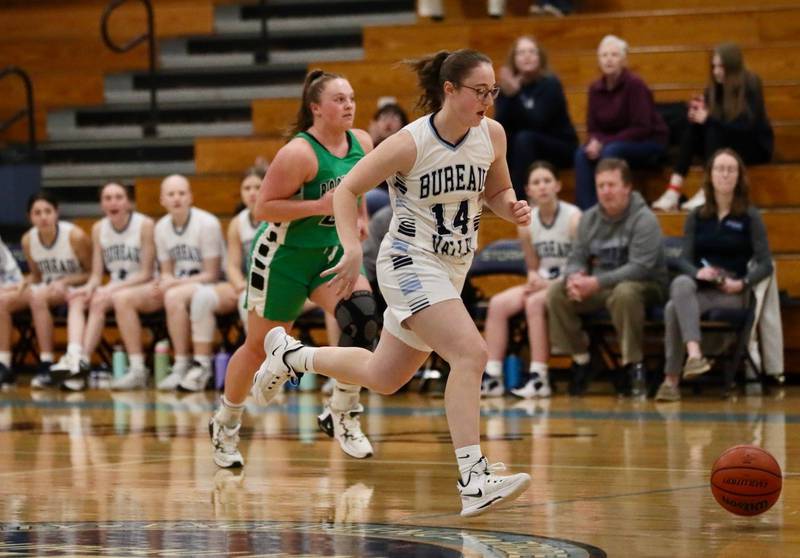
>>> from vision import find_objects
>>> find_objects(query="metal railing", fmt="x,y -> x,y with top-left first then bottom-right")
0,66 -> 36,153
101,0 -> 158,136
255,0 -> 270,64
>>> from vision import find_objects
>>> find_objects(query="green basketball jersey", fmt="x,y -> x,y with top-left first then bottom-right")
278,129 -> 365,248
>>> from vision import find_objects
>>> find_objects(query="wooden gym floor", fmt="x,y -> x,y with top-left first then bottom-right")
0,384 -> 798,557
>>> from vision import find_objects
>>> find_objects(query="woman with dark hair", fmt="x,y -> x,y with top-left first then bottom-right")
652,43 -> 774,211
209,70 -> 377,468
480,161 -> 580,399
49,183 -> 155,390
251,49 -> 533,516
19,193 -> 92,389
494,35 -> 577,200
655,149 -> 773,401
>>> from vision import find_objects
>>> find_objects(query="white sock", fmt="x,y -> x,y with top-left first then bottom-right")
573,353 -> 590,366
485,360 -> 502,377
174,355 -> 190,371
529,361 -> 548,379
455,444 -> 483,484
67,343 -> 82,358
215,395 -> 245,428
195,354 -> 212,370
285,346 -> 317,374
330,382 -> 360,412
129,354 -> 145,371
40,352 -> 54,364
0,352 -> 10,368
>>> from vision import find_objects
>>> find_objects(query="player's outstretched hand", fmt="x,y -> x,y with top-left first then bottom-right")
321,248 -> 363,299
511,199 -> 531,227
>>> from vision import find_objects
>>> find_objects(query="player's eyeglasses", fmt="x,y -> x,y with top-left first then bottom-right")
459,84 -> 501,102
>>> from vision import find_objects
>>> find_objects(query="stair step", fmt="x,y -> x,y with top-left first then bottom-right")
39,138 -> 194,164
160,48 -> 363,68
43,161 -> 195,180
240,0 -> 414,19
173,28 -> 362,55
104,84 -> 302,103
215,5 -> 414,34
122,63 -> 308,90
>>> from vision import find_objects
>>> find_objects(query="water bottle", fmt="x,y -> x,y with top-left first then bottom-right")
214,349 -> 231,391
298,371 -> 317,392
503,354 -> 523,391
154,339 -> 171,386
112,345 -> 127,379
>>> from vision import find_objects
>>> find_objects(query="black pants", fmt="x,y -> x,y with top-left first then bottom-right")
673,123 -> 771,177
508,130 -> 576,201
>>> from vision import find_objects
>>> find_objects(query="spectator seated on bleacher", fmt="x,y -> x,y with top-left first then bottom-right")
653,42 -> 774,212
365,102 -> 409,216
0,235 -> 24,386
655,149 -> 774,401
574,35 -> 668,210
21,193 -> 93,390
546,158 -> 667,396
48,183 -> 156,392
480,162 -> 580,399
494,35 -> 578,201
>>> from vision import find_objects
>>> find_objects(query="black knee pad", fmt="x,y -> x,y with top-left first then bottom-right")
335,290 -> 380,350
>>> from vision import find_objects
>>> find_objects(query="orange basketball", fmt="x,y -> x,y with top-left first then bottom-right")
710,444 -> 782,516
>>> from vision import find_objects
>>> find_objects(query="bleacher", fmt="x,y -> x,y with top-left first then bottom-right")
2,0 -> 800,373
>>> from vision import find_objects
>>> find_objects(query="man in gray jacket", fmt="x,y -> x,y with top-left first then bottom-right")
547,158 -> 668,396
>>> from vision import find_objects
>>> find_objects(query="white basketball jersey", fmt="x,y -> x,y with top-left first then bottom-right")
530,201 -> 580,279
236,208 -> 259,274
155,207 -> 224,278
0,237 -> 21,285
386,114 -> 495,260
99,211 -> 145,282
29,221 -> 83,284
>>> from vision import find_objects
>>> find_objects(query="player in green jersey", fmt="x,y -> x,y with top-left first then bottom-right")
209,70 -> 380,468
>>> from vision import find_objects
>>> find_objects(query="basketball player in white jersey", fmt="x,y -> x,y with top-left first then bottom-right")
111,175 -> 233,390
251,49 -> 533,516
480,161 -> 580,399
18,193 -> 92,388
220,166 -> 265,331
50,183 -> 156,390
0,236 -> 23,386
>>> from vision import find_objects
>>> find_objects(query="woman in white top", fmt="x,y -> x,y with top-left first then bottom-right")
19,193 -> 92,388
481,161 -> 580,399
0,236 -> 23,385
111,174 -> 229,391
223,165 -> 266,328
50,183 -> 155,389
251,49 -> 533,517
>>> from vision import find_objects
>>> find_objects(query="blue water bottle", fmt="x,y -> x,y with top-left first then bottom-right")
214,350 -> 230,391
112,345 -> 127,380
503,354 -> 523,391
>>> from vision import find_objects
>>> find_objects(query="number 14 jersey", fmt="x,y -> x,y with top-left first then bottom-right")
386,114 -> 494,260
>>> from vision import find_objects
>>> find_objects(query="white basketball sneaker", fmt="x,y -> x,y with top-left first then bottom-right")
157,361 -> 190,391
110,366 -> 149,391
209,415 -> 244,468
318,402 -> 374,459
251,326 -> 303,406
179,361 -> 212,392
511,373 -> 552,399
480,374 -> 505,397
458,457 -> 531,517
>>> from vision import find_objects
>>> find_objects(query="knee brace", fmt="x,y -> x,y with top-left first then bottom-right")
190,285 -> 219,343
335,290 -> 380,350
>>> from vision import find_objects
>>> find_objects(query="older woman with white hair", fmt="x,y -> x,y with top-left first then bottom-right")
573,35 -> 668,209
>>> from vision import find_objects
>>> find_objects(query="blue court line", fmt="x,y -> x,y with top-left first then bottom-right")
0,397 -> 797,424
